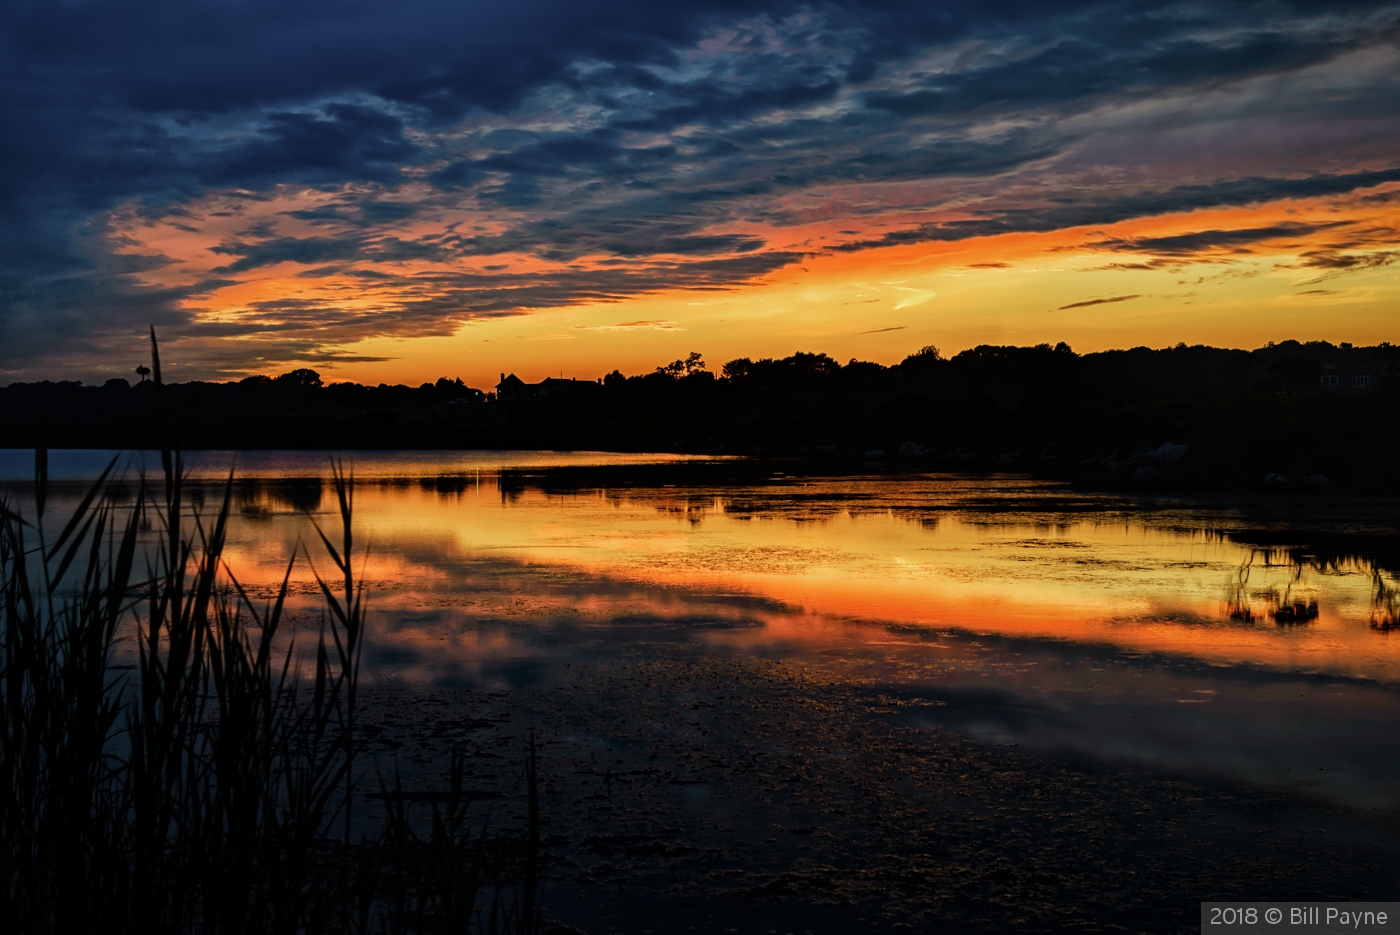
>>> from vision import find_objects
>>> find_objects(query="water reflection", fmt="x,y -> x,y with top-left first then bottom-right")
1225,554 -> 1321,624
6,451 -> 1400,811
1374,573 -> 1400,631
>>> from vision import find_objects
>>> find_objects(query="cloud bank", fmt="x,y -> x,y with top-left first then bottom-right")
1,0 -> 1398,376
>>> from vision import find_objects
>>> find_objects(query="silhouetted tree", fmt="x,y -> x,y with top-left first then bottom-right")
276,368 -> 322,388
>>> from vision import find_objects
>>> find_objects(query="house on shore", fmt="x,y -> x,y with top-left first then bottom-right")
1320,357 -> 1374,390
495,373 -> 603,402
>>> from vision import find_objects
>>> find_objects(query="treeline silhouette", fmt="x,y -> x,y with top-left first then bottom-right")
3,339 -> 1397,491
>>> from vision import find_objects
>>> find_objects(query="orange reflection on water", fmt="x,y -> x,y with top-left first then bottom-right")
210,476 -> 1398,684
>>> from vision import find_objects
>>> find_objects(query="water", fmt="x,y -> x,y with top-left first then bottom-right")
8,449 -> 1399,797
7,449 -> 1400,929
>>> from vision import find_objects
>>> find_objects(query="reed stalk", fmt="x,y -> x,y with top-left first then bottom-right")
0,336 -> 542,934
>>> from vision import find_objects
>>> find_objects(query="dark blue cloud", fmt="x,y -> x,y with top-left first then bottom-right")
209,104 -> 421,187
827,168 -> 1400,252
0,0 -> 1397,374
209,233 -> 454,273
861,21 -> 1370,119
1086,221 -> 1352,256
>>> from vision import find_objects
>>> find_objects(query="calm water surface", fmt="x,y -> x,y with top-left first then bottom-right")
7,450 -> 1400,810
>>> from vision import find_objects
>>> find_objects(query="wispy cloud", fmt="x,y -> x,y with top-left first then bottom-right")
573,320 -> 687,332
892,288 -> 936,310
1288,250 -> 1400,284
825,173 -> 1400,255
1059,295 -> 1142,310
1083,222 -> 1350,258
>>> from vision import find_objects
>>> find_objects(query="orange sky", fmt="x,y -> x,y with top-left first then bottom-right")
114,178 -> 1400,387
6,1 -> 1400,384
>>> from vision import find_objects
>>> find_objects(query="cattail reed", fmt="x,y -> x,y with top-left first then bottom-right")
0,335 -> 541,934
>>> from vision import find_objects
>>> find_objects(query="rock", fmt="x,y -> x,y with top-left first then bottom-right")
1303,474 -> 1332,491
1147,442 -> 1190,464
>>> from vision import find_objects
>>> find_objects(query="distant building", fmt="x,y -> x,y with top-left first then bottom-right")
495,372 -> 602,401
496,373 -> 530,401
1320,357 -> 1374,390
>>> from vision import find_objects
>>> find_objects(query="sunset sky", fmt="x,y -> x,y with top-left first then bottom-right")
3,0 -> 1397,386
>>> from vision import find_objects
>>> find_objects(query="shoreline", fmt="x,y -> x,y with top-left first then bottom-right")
0,447 -> 1395,495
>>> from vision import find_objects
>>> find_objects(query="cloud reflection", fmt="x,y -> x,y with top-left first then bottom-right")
186,469 -> 1400,809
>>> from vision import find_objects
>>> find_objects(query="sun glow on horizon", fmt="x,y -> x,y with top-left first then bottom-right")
109,179 -> 1400,387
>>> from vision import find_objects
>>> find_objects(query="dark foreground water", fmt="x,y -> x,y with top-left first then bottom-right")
5,450 -> 1400,933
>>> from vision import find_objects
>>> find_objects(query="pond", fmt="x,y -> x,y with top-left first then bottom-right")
6,449 -> 1399,932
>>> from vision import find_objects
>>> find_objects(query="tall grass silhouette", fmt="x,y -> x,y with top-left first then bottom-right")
0,332 -> 540,933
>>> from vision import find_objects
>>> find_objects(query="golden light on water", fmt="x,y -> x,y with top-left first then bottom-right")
208,474 -> 1398,684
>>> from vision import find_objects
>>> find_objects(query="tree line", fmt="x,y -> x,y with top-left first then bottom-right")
2,339 -> 1396,491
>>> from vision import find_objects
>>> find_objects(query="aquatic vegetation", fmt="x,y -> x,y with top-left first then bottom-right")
0,338 -> 540,934
1222,554 -> 1324,626
1224,565 -> 1257,622
1270,595 -> 1320,624
1372,574 -> 1399,632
